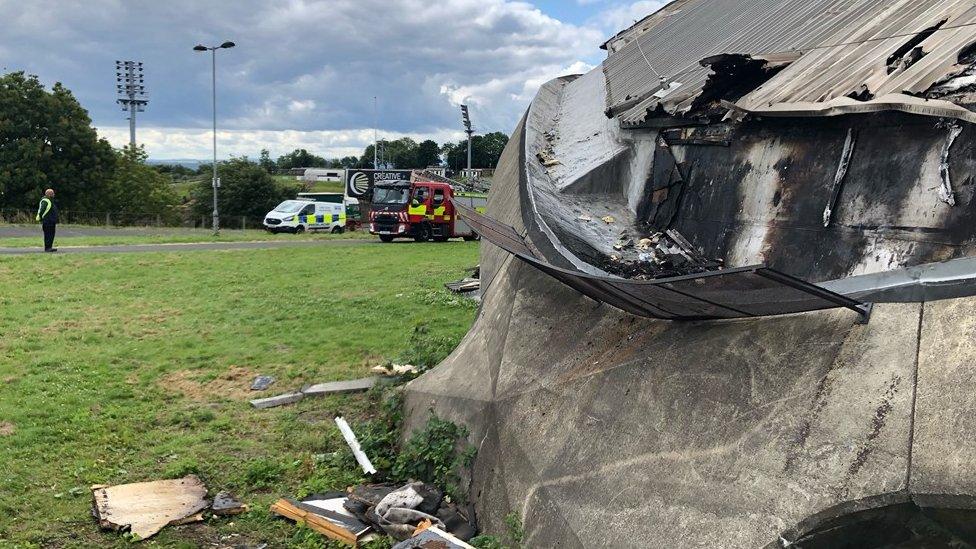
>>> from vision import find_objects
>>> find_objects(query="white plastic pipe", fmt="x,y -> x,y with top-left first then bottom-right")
335,416 -> 377,475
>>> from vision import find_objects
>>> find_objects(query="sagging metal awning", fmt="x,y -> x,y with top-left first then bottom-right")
455,200 -> 871,322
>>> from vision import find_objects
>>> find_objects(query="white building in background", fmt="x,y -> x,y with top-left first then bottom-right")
298,168 -> 346,183
459,168 -> 494,179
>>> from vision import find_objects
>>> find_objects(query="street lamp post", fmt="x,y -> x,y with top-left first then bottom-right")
194,41 -> 235,235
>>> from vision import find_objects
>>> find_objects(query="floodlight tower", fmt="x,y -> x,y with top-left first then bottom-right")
460,104 -> 474,171
115,60 -> 148,147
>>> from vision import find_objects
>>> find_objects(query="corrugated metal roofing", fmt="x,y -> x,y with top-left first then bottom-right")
605,0 -> 976,126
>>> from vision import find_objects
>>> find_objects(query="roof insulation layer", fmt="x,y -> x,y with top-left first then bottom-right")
606,0 -> 976,126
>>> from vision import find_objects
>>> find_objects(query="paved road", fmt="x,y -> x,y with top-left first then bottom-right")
0,239 -> 378,255
0,225 -> 216,238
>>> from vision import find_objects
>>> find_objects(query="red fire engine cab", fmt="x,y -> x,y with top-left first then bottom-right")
368,176 -> 487,242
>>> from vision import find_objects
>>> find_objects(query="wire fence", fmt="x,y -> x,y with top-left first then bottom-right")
0,208 -> 265,231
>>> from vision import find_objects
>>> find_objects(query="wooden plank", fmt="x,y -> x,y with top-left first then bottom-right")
270,498 -> 357,544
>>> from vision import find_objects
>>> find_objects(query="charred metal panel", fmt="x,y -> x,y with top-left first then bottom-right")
664,113 -> 976,282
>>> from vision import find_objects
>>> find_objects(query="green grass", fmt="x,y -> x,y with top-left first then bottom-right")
0,241 -> 480,547
0,226 -> 371,248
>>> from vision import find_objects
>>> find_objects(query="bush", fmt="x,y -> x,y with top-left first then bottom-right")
189,157 -> 296,222
391,412 -> 475,502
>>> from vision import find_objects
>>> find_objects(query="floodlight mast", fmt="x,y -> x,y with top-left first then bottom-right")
193,41 -> 236,235
460,104 -> 473,172
115,60 -> 148,147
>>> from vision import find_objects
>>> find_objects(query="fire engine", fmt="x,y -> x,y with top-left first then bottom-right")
368,172 -> 487,242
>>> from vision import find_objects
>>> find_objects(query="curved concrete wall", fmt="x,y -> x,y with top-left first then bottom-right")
404,114 -> 976,546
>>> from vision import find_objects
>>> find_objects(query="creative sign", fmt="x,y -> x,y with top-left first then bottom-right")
345,169 -> 412,198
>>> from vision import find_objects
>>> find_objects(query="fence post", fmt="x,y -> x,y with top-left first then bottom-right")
105,212 -> 111,226
242,216 -> 246,231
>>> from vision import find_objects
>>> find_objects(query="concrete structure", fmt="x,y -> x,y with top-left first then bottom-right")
405,1 -> 976,546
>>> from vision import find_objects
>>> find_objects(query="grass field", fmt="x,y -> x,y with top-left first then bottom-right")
0,241 -> 480,547
0,226 -> 371,249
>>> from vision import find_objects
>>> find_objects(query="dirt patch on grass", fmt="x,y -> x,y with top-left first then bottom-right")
0,422 -> 15,436
160,366 -> 263,402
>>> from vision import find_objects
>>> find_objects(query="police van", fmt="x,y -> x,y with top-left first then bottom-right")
263,199 -> 346,234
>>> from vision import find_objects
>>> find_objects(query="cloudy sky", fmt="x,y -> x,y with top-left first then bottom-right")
0,0 -> 664,160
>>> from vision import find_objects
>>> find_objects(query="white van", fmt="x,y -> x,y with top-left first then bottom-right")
263,199 -> 346,234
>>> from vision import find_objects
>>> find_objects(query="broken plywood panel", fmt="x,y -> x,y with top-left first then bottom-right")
91,475 -> 209,540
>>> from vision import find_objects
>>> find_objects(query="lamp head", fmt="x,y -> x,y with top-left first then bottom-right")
220,41 -> 236,49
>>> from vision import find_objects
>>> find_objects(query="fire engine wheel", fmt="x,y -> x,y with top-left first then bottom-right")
379,235 -> 395,243
414,224 -> 432,242
294,225 -> 306,234
331,226 -> 345,234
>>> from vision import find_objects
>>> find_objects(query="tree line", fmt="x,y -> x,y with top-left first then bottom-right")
262,132 -> 509,173
0,71 -> 508,226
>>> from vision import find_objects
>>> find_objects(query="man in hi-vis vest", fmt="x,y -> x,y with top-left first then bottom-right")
35,188 -> 59,252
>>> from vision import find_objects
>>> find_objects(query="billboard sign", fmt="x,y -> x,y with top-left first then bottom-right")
345,169 -> 412,199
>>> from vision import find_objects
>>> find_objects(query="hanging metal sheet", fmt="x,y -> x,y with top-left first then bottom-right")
455,200 -> 870,322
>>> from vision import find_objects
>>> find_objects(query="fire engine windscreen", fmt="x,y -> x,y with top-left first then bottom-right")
373,186 -> 410,204
273,200 -> 307,213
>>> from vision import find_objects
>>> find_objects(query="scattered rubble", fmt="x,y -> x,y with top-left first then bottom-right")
393,526 -> 475,549
304,378 -> 378,396
345,482 -> 476,541
250,377 -> 379,409
371,364 -> 420,377
91,475 -> 209,540
271,482 -> 477,545
250,391 -> 305,409
601,215 -> 615,224
271,497 -> 370,544
602,228 -> 722,280
250,375 -> 275,391
212,491 -> 249,516
336,416 -> 378,475
444,278 -> 480,294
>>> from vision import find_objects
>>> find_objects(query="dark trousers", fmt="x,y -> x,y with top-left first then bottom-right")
42,224 -> 56,250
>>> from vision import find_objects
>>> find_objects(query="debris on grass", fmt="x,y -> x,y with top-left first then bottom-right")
336,416 -> 378,475
444,278 -> 480,294
250,377 -> 379,409
270,497 -> 371,545
343,482 -> 475,541
250,375 -> 276,391
371,364 -> 419,377
393,526 -> 476,549
0,421 -> 14,436
91,475 -> 209,541
304,377 -> 378,397
250,391 -> 305,409
212,491 -> 249,516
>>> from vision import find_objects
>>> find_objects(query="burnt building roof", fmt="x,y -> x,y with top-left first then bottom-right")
605,0 -> 976,126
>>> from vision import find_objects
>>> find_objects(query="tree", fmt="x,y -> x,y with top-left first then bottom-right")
104,145 -> 181,223
276,148 -> 326,170
416,139 -> 441,168
443,132 -> 509,171
189,157 -> 296,222
0,72 -> 116,211
258,148 -> 276,174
